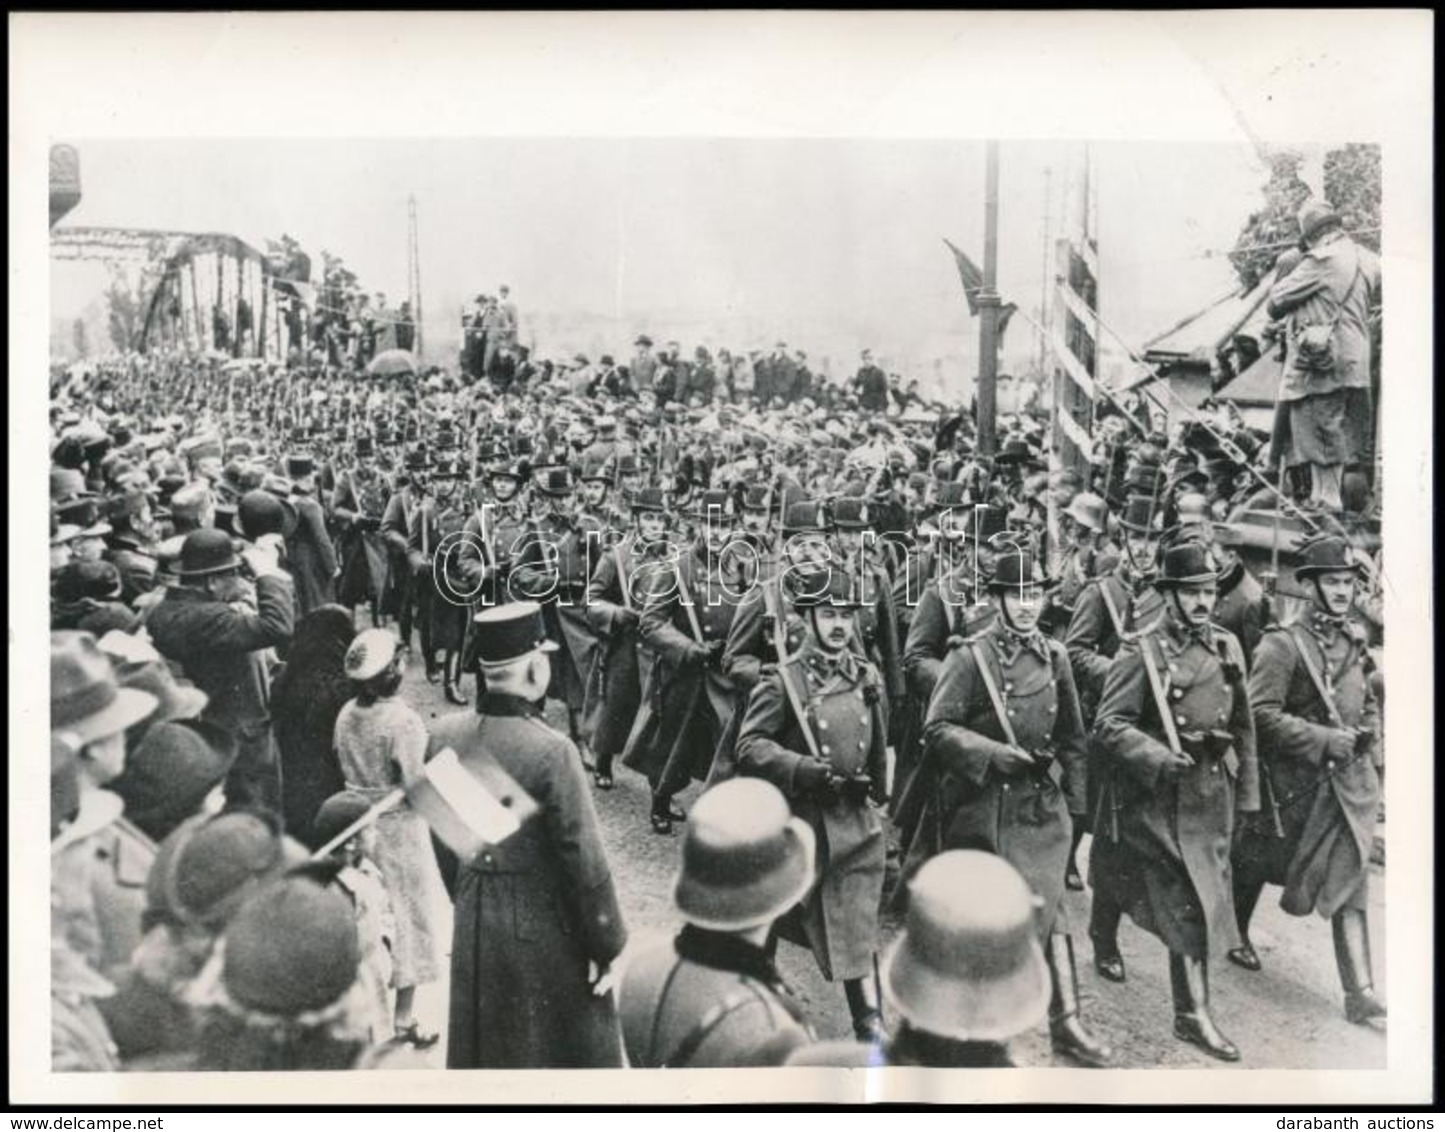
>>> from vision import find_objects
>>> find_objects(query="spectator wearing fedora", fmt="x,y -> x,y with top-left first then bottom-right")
906,550 -> 1110,1067
146,528 -> 296,814
1092,539 -> 1260,1061
50,631 -> 160,986
788,851 -> 1051,1067
735,567 -> 890,1042
333,628 -> 446,1048
431,602 -> 627,1069
620,778 -> 817,1067
1230,534 -> 1383,1028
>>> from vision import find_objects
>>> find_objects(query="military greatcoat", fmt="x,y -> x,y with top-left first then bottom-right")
1091,611 -> 1261,959
907,621 -> 1089,938
735,642 -> 888,982
1235,612 -> 1382,918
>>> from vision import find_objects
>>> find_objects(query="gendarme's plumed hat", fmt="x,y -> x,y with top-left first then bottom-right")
780,498 -> 828,536
471,601 -> 559,667
1117,493 -> 1162,535
1294,533 -> 1367,579
1154,541 -> 1220,589
787,566 -> 867,609
986,550 -> 1058,593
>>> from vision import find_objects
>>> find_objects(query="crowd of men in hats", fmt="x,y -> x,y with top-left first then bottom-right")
48,206 -> 1386,1071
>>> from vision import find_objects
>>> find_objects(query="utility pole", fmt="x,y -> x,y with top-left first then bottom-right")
407,195 -> 424,359
976,140 -> 1002,456
1038,166 -> 1053,380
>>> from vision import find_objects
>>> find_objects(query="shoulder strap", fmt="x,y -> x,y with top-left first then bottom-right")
1286,624 -> 1344,727
776,659 -> 826,764
1097,576 -> 1126,638
1137,631 -> 1183,754
967,640 -> 1018,748
613,543 -> 632,610
673,562 -> 705,641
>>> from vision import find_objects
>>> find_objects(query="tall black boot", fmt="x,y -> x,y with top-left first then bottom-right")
1332,907 -> 1386,1026
845,976 -> 887,1044
1089,895 -> 1126,983
1047,933 -> 1112,1067
1170,952 -> 1240,1061
1227,873 -> 1265,971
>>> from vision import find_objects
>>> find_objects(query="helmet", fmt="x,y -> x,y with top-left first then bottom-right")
884,850 -> 1050,1042
673,779 -> 816,932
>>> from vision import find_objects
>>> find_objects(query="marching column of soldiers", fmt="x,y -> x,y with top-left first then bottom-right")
47,343 -> 1384,1072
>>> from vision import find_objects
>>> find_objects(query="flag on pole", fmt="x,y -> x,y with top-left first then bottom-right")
311,747 -> 538,864
943,239 -> 1019,337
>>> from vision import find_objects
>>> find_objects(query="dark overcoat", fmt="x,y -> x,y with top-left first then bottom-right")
1091,615 -> 1260,959
430,693 -> 627,1069
1235,615 -> 1381,917
907,624 -> 1088,938
624,540 -> 747,793
285,491 -> 339,618
735,646 -> 888,982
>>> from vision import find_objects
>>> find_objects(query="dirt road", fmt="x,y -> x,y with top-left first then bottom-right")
397,656 -> 1386,1071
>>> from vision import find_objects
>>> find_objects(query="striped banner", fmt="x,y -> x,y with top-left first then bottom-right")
1051,322 -> 1096,400
1052,236 -> 1100,475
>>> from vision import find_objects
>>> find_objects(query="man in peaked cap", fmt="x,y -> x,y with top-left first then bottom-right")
146,528 -> 295,814
1230,534 -> 1383,1028
905,550 -> 1111,1066
431,601 -> 627,1069
1091,540 -> 1259,1061
620,778 -> 817,1067
627,488 -> 749,835
735,565 -> 890,1042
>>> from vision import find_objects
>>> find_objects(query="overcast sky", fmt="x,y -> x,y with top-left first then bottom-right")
53,137 -> 1269,386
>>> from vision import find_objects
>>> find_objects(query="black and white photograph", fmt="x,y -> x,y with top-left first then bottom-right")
10,11 -> 1433,1109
